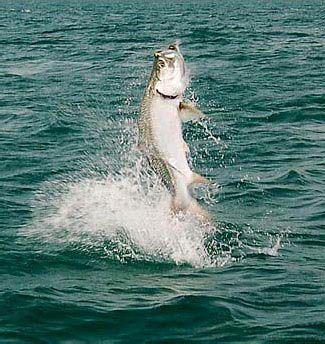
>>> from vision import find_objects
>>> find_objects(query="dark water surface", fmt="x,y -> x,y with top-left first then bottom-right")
1,0 -> 324,342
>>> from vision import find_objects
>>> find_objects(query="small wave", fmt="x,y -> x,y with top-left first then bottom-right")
273,169 -> 309,185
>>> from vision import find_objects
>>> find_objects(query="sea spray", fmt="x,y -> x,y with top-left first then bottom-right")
25,167 -> 218,267
22,101 -> 282,267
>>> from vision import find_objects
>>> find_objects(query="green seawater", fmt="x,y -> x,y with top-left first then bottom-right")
1,0 -> 324,342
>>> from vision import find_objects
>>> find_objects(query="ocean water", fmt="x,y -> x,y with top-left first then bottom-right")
1,0 -> 324,342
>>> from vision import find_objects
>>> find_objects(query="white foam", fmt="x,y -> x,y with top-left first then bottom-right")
24,162 -> 221,267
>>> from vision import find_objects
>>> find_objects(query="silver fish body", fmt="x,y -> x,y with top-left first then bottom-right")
138,43 -> 210,219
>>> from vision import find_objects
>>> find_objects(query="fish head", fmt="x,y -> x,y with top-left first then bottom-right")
153,42 -> 188,97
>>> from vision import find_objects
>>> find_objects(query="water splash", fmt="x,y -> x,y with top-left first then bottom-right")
25,164 -> 219,267
22,101 -> 282,268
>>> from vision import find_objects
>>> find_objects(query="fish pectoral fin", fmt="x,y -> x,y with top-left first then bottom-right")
190,172 -> 210,186
179,102 -> 207,123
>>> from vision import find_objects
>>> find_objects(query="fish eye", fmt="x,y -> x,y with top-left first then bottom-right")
169,44 -> 177,50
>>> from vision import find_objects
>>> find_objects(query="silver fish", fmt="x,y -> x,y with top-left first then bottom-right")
138,42 -> 210,220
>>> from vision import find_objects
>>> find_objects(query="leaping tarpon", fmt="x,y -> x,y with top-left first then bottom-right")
138,42 -> 211,220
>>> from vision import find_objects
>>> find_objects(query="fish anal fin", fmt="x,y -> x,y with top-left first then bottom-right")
179,102 -> 207,123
